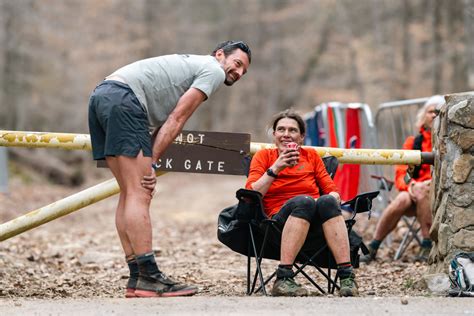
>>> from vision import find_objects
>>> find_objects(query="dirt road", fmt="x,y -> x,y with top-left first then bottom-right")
1,297 -> 473,316
0,171 -> 458,312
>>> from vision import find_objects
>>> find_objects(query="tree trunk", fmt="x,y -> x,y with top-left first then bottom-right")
464,0 -> 474,89
432,0 -> 443,93
400,0 -> 412,98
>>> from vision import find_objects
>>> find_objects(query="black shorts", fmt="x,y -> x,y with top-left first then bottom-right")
272,195 -> 342,233
88,80 -> 152,160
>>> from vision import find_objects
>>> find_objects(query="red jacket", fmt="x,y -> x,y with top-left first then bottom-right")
395,127 -> 432,191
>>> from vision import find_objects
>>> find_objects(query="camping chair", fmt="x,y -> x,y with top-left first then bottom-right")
371,175 -> 422,260
218,156 -> 379,295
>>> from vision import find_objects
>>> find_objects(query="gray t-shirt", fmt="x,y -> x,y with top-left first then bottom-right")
110,54 -> 225,127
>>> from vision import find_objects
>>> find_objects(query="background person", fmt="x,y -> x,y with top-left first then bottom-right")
88,41 -> 251,297
245,109 -> 358,297
361,95 -> 445,263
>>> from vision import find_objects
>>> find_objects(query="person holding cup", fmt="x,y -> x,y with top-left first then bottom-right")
245,109 -> 357,297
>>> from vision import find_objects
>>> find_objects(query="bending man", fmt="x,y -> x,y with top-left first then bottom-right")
88,41 -> 251,297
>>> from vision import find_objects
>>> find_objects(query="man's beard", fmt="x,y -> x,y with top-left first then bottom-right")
224,77 -> 235,86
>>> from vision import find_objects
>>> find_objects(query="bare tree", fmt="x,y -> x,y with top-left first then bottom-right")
432,0 -> 443,93
464,0 -> 474,89
400,0 -> 412,98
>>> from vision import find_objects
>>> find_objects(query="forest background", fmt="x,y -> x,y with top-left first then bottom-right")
0,0 -> 473,184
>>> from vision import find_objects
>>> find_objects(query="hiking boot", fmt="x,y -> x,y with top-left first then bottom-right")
134,272 -> 198,298
125,276 -> 138,298
271,277 -> 309,297
415,246 -> 431,262
360,245 -> 377,264
339,273 -> 359,297
125,258 -> 139,298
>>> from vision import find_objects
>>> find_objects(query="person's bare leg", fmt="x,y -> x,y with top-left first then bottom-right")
412,182 -> 432,239
373,191 -> 413,241
280,216 -> 310,265
322,215 -> 359,297
322,215 -> 350,263
115,151 -> 153,255
106,156 -> 134,257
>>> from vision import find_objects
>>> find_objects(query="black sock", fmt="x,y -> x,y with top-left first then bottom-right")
421,239 -> 432,248
127,257 -> 139,279
276,264 -> 294,279
126,257 -> 139,288
136,252 -> 161,278
337,262 -> 353,279
369,239 -> 382,250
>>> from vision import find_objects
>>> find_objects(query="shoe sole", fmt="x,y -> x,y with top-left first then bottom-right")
125,289 -> 137,298
339,290 -> 359,297
134,288 -> 198,298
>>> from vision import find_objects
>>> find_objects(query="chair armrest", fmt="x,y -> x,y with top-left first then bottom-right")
236,188 -> 268,221
236,188 -> 263,202
341,190 -> 379,215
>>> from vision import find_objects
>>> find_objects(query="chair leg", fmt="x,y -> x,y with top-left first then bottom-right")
254,271 -> 276,294
293,263 -> 326,294
330,271 -> 340,294
292,247 -> 338,294
252,224 -> 274,295
248,224 -> 267,296
328,268 -> 331,293
250,256 -> 265,294
247,255 -> 251,295
403,216 -> 422,246
394,217 -> 421,260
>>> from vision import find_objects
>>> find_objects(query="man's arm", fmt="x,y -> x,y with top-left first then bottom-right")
151,87 -> 207,164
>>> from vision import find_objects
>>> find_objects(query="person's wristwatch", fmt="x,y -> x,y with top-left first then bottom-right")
266,168 -> 278,178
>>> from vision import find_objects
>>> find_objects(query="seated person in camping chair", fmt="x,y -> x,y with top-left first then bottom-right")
361,95 -> 445,263
245,109 -> 357,297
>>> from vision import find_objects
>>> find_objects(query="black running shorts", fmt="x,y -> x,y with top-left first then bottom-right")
88,80 -> 152,160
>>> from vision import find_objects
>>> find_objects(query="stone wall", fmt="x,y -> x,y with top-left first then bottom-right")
429,92 -> 474,273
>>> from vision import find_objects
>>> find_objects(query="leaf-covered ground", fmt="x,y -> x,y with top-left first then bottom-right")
0,172 -> 430,298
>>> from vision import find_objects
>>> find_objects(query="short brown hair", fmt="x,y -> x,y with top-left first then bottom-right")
271,109 -> 306,135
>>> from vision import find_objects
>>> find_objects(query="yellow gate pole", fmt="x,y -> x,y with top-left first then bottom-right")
0,130 -> 434,241
0,130 -> 434,165
250,142 -> 434,165
0,130 -> 91,151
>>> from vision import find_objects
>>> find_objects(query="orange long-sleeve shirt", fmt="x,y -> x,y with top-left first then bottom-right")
245,148 -> 338,217
395,127 -> 432,191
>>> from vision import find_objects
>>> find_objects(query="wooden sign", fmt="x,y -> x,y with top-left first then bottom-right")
98,130 -> 251,175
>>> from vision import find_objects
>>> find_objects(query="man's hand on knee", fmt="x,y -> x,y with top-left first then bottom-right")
141,168 -> 157,195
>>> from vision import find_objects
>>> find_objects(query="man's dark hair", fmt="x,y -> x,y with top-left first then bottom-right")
271,109 -> 306,136
211,40 -> 252,63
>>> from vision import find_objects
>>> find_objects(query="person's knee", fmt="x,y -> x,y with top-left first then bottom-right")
287,195 -> 316,223
124,187 -> 152,205
412,184 -> 430,201
315,195 -> 342,223
389,192 -> 412,212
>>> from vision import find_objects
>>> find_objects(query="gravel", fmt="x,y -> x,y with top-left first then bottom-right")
0,172 -> 431,299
